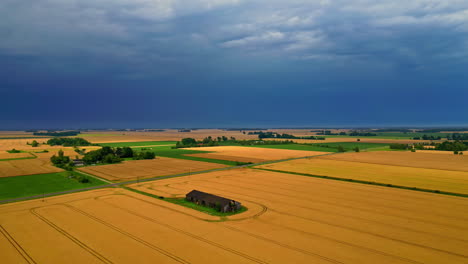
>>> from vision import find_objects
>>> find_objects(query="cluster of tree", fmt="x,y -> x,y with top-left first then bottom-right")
250,131 -> 324,140
175,137 -> 219,148
7,149 -> 21,153
82,146 -> 154,165
50,150 -> 73,170
47,137 -> 93,146
389,143 -> 410,150
67,172 -> 91,183
311,144 -> 346,152
27,140 -> 39,147
435,141 -> 468,152
447,133 -> 468,140
178,129 -> 192,132
374,129 -> 412,133
315,130 -> 347,136
413,135 -> 442,140
236,140 -> 294,145
348,131 -> 377,136
33,131 -> 81,137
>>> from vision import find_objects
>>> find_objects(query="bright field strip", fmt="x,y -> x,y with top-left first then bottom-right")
98,141 -> 177,147
320,151 -> 468,172
78,157 -> 228,182
1,168 -> 467,264
183,146 -> 328,163
256,158 -> 468,195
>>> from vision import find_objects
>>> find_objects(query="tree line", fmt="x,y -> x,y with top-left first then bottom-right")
249,131 -> 324,140
47,137 -> 94,146
33,131 -> 81,136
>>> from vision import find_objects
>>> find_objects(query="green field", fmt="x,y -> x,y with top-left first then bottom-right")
0,172 -> 107,200
250,142 -> 389,152
98,141 -> 177,147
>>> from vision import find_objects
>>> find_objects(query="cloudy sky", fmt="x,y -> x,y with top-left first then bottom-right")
1,0 -> 468,129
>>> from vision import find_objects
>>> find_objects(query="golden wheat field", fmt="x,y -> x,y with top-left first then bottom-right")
257,157 -> 468,194
320,151 -> 468,172
0,151 -> 33,160
0,158 -> 63,178
183,146 -> 327,163
2,168 -> 465,263
0,148 -> 93,178
78,157 -> 227,182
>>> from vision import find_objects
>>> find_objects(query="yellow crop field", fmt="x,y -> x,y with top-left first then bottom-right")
1,168 -> 465,263
183,146 -> 326,163
257,158 -> 468,194
0,158 -> 63,178
0,151 -> 32,160
321,151 -> 468,172
0,148 -> 93,178
78,157 -> 227,182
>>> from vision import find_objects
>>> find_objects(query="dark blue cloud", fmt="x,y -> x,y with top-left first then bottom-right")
1,0 -> 468,128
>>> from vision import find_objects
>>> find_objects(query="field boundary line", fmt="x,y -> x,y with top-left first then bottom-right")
0,225 -> 37,264
30,207 -> 113,264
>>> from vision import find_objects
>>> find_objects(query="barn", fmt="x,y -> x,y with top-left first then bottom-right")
186,190 -> 242,213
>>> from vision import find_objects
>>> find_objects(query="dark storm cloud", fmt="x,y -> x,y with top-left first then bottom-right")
1,0 -> 467,128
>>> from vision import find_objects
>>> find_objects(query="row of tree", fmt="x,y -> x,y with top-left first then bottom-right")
250,131 -> 324,140
175,136 -> 237,148
33,131 -> 81,136
82,146 -> 155,165
413,135 -> 442,140
435,141 -> 468,151
47,137 -> 94,146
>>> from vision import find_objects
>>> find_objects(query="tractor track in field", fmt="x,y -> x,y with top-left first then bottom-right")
30,206 -> 113,264
0,225 -> 37,264
62,203 -> 191,264
96,195 -> 269,264
157,180 -> 468,258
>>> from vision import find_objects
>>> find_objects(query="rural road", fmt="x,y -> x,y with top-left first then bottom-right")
0,152 -> 339,204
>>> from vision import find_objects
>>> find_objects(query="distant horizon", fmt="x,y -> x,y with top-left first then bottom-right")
2,124 -> 468,131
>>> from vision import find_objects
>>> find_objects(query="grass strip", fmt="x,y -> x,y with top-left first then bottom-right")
123,187 -> 247,217
254,168 -> 468,198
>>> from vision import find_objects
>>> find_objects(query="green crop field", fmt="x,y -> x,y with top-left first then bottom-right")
98,141 -> 177,147
0,172 -> 107,200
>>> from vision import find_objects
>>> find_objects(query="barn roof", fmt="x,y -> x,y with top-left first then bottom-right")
186,190 -> 235,206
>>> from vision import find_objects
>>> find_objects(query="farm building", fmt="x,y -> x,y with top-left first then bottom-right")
186,190 -> 242,213
72,159 -> 84,166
